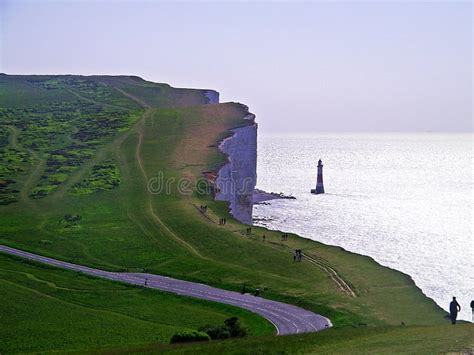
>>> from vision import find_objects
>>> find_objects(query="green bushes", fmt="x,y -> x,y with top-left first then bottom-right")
170,317 -> 248,344
70,161 -> 120,195
224,317 -> 248,338
61,214 -> 82,228
64,214 -> 82,223
0,178 -> 19,205
0,79 -> 142,200
198,324 -> 230,340
199,317 -> 247,340
0,194 -> 17,205
169,330 -> 210,344
0,129 -> 32,204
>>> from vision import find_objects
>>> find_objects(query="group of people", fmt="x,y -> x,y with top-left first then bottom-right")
449,297 -> 474,324
281,233 -> 289,241
199,205 -> 208,213
246,227 -> 252,235
293,249 -> 303,262
219,218 -> 227,225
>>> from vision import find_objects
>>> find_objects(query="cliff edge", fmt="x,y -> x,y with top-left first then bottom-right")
215,111 -> 257,224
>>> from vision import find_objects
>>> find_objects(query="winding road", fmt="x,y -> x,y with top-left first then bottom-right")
0,244 -> 331,335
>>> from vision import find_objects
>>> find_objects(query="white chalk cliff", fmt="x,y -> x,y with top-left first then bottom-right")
204,90 -> 220,104
215,111 -> 257,224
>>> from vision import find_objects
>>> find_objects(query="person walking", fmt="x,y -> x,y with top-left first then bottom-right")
262,234 -> 266,242
144,278 -> 148,286
470,299 -> 474,322
449,297 -> 461,324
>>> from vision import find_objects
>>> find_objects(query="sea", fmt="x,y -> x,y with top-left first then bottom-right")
253,133 -> 473,321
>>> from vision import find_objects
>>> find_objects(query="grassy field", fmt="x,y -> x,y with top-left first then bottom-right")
98,324 -> 473,354
0,253 -> 273,353
0,74 -> 471,353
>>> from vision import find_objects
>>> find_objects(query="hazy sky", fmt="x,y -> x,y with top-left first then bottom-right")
1,1 -> 472,132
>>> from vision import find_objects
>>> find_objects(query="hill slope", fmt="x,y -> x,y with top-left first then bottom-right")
0,74 -> 470,353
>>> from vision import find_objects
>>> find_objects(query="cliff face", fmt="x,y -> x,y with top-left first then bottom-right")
215,113 -> 257,224
204,90 -> 220,104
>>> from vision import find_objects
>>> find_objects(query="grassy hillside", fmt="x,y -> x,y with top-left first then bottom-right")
99,324 -> 473,354
0,74 -> 471,353
0,253 -> 273,353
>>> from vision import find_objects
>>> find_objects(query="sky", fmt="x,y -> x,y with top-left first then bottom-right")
0,1 -> 472,133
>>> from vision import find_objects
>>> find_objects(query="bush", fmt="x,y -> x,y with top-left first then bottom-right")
224,317 -> 247,338
198,317 -> 247,340
198,325 -> 230,340
64,214 -> 82,223
169,330 -> 210,344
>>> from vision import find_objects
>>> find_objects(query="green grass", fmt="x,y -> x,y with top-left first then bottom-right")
0,74 -> 471,353
0,253 -> 274,353
98,324 -> 474,354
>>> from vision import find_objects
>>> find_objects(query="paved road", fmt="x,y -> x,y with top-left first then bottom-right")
0,245 -> 331,335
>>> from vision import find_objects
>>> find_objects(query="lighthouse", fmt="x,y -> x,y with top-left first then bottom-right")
311,159 -> 325,194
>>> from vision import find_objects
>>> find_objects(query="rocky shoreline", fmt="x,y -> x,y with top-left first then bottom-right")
253,189 -> 295,203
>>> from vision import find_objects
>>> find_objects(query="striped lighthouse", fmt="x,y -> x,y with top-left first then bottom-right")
311,159 -> 325,194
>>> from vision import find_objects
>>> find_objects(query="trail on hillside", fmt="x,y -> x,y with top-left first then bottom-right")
111,86 -> 205,258
7,125 -> 19,148
133,112 -> 205,258
113,87 -> 151,109
20,157 -> 45,203
190,199 -> 357,297
303,253 -> 357,297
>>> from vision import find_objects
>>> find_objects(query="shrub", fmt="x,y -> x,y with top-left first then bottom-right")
198,325 -> 230,340
64,214 -> 82,223
199,317 -> 247,340
224,317 -> 247,338
0,194 -> 17,205
169,330 -> 210,344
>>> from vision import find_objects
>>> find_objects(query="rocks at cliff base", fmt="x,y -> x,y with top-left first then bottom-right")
253,189 -> 296,204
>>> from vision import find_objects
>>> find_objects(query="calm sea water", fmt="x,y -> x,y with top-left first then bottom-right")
253,133 -> 473,321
